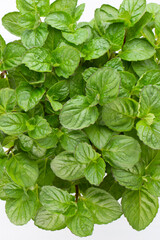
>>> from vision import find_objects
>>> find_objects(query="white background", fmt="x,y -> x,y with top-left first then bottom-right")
1,0 -> 160,239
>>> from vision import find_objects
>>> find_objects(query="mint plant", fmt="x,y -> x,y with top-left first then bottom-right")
0,0 -> 160,237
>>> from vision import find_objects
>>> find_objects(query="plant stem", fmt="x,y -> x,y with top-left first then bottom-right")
75,185 -> 79,202
6,146 -> 14,155
1,71 -> 7,78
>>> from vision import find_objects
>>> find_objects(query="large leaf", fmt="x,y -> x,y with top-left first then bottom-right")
6,153 -> 39,187
86,67 -> 121,105
84,158 -> 106,186
119,0 -> 146,25
85,187 -> 122,224
136,70 -> 160,90
66,201 -> 94,237
47,80 -> 69,102
103,135 -> 141,169
102,98 -> 138,132
132,59 -> 160,77
119,39 -> 156,61
5,190 -> 37,225
0,113 -> 27,135
60,96 -> 99,130
50,152 -> 86,181
52,46 -> 80,78
40,186 -> 76,214
35,207 -> 66,231
82,38 -> 110,61
62,28 -> 89,45
22,47 -> 52,72
84,124 -> 114,150
50,0 -> 77,15
1,42 -> 26,70
45,12 -> 73,32
16,83 -> 45,112
2,12 -> 26,37
21,23 -> 49,49
122,188 -> 158,231
27,116 -> 52,139
136,119 -> 160,149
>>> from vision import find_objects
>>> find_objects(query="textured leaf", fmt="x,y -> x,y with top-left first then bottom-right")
47,80 -> 69,102
19,134 -> 34,152
74,3 -> 85,21
102,98 -> 138,132
120,39 -> 156,61
119,71 -> 137,97
103,135 -> 141,169
6,153 -> 39,187
52,46 -> 80,78
51,152 -> 86,181
35,207 -> 66,231
0,35 -> 6,60
75,142 -> 100,164
62,28 -> 89,45
0,113 -> 27,135
21,23 -> 49,49
36,130 -> 58,149
22,47 -> 52,72
4,183 -> 24,199
27,116 -> 52,139
132,59 -> 159,77
122,189 -> 158,231
16,83 -> 45,112
136,70 -> 160,90
85,187 -> 122,224
86,67 -> 121,105
50,0 -> 77,16
18,12 -> 40,29
2,12 -> 26,37
5,190 -> 37,225
60,96 -> 99,130
0,88 -> 16,113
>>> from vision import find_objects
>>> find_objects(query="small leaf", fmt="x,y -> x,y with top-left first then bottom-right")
0,88 -> 16,113
74,3 -> 85,21
62,28 -> 89,45
50,0 -> 77,16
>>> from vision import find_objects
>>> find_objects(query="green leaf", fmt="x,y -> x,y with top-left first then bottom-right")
18,12 -> 40,29
27,116 -> 52,139
66,201 -> 94,237
21,23 -> 49,49
50,152 -> 86,181
60,129 -> 89,152
36,130 -> 58,149
47,80 -> 69,102
74,3 -> 85,21
22,47 -> 52,72
119,71 -> 137,97
45,12 -> 73,32
35,207 -> 66,231
60,96 -> 99,130
104,57 -> 124,71
40,186 -> 76,214
105,23 -> 125,51
0,113 -> 27,135
84,158 -> 106,186
102,98 -> 138,132
5,190 -> 37,225
103,135 -> 141,169
4,183 -> 24,199
155,11 -> 160,38
84,124 -> 114,150
62,28 -> 89,45
16,0 -> 50,16
52,46 -> 80,78
136,70 -> 160,90
50,0 -> 77,16
37,159 -> 55,187
136,119 -> 160,149
122,189 -> 158,231
85,187 -> 122,225
112,164 -> 143,190
75,142 -> 100,164
147,3 -> 160,16
19,134 -> 34,152
82,38 -> 110,61
86,67 -> 121,105
43,27 -> 62,52
6,153 -> 39,187
132,59 -> 159,77
0,88 -> 16,113
82,67 -> 98,82
138,86 -> 160,118
1,42 -> 26,70
119,0 -> 146,25
2,12 -> 26,37
16,83 -> 45,112
142,26 -> 155,46
0,35 -> 6,60
119,39 -> 156,61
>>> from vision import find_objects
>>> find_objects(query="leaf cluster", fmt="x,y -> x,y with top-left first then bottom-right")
0,0 -> 160,237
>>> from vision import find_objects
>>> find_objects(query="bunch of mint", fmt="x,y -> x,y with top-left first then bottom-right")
0,0 -> 160,237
